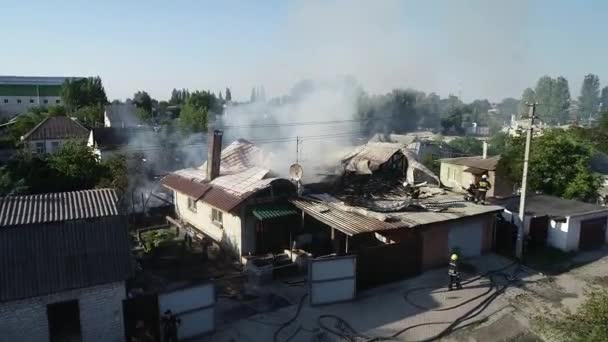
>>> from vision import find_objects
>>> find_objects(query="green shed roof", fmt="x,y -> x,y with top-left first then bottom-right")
253,204 -> 298,221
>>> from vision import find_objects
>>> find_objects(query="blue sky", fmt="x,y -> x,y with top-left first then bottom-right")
2,0 -> 608,102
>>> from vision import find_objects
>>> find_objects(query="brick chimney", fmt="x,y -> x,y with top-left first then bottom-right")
207,129 -> 223,181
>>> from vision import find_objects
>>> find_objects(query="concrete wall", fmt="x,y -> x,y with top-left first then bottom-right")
0,96 -> 61,118
0,281 -> 126,342
440,162 -> 501,197
566,211 -> 608,251
175,192 -> 244,257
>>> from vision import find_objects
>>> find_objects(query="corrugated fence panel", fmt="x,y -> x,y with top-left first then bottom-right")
308,255 -> 356,306
158,283 -> 216,339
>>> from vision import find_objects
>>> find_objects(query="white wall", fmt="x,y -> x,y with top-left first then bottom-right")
0,96 -> 61,117
440,162 -> 496,197
0,281 -> 126,342
175,192 -> 244,257
566,211 -> 608,251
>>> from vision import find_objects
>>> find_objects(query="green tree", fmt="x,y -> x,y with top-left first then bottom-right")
47,141 -> 105,191
60,77 -> 107,111
73,105 -> 104,127
0,166 -> 27,195
133,91 -> 153,120
519,88 -> 536,116
496,98 -> 520,121
225,87 -> 232,102
499,130 -> 600,201
179,102 -> 208,133
600,86 -> 608,112
487,132 -> 509,155
579,73 -> 600,121
534,76 -> 554,120
537,289 -> 608,342
552,76 -> 571,124
448,136 -> 483,155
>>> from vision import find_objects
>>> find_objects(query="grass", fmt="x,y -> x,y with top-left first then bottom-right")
140,229 -> 177,253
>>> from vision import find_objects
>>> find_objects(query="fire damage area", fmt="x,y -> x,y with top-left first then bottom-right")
124,135 -> 505,340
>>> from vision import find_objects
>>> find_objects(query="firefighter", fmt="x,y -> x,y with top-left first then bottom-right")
448,253 -> 462,291
161,310 -> 181,342
462,182 -> 477,202
476,174 -> 492,204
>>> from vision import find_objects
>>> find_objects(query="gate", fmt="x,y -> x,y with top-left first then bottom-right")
123,294 -> 161,342
495,216 -> 517,257
308,255 -> 356,306
158,283 -> 215,340
528,216 -> 549,248
357,238 -> 422,290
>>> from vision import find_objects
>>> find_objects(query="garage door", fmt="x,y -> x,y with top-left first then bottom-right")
579,217 -> 606,251
448,219 -> 483,258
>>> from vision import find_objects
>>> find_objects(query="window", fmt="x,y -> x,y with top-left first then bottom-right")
187,197 -> 197,212
29,99 -> 34,103
3,99 -> 7,104
212,208 -> 223,226
51,141 -> 60,150
47,300 -> 82,342
17,99 -> 22,104
35,142 -> 46,154
56,99 -> 60,104
43,99 -> 48,104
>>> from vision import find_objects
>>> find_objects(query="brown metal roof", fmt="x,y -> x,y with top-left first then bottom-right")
21,116 -> 89,141
290,197 -> 408,236
161,174 -> 211,199
0,189 -> 120,227
200,187 -> 244,212
440,155 -> 500,171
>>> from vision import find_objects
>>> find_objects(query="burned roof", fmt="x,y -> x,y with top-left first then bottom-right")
494,194 -> 607,218
90,127 -> 157,150
162,140 -> 285,212
440,155 -> 500,171
21,116 -> 89,141
0,189 -> 120,227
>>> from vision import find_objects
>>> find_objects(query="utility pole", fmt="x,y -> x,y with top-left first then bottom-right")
295,136 -> 300,164
516,103 -> 538,259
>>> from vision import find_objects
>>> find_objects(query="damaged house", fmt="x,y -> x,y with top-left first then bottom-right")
161,131 -> 297,262
291,142 -> 503,288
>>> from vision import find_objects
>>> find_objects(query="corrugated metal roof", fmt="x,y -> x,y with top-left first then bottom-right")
200,187 -> 244,212
342,142 -> 403,174
253,204 -> 298,220
0,189 -> 120,227
0,76 -> 77,85
21,116 -> 90,141
291,198 -> 407,236
162,174 -> 211,199
440,156 -> 500,171
494,194 -> 607,218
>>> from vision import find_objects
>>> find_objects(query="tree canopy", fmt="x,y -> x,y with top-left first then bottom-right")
579,74 -> 600,121
448,136 -> 483,155
179,100 -> 208,134
60,77 -> 107,126
133,91 -> 153,121
499,130 -> 601,201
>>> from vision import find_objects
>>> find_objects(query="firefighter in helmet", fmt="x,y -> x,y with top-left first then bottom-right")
448,253 -> 462,291
476,174 -> 492,204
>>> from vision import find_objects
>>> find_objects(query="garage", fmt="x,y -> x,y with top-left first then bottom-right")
579,217 -> 607,250
448,218 -> 483,257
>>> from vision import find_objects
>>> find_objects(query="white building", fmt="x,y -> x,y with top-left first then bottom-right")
161,132 -> 297,261
498,194 -> 608,252
0,76 -> 78,120
21,116 -> 90,154
0,189 -> 132,342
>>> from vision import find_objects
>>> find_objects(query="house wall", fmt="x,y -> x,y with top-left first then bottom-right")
0,281 -> 126,342
175,192 -> 244,257
26,138 -> 66,154
440,162 -> 502,197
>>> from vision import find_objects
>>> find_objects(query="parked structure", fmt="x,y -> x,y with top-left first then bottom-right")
0,76 -> 78,119
440,153 -> 513,198
497,194 -> 608,252
104,103 -> 142,128
21,116 -> 89,154
0,189 -> 132,342
162,132 -> 297,261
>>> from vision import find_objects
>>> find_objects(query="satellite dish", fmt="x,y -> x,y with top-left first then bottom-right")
289,164 -> 303,181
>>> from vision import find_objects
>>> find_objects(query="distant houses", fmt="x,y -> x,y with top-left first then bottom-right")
20,116 -> 89,155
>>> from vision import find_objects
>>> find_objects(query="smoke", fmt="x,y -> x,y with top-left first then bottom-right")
220,77 -> 365,181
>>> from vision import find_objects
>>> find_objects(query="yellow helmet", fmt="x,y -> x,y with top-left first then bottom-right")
450,254 -> 458,261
